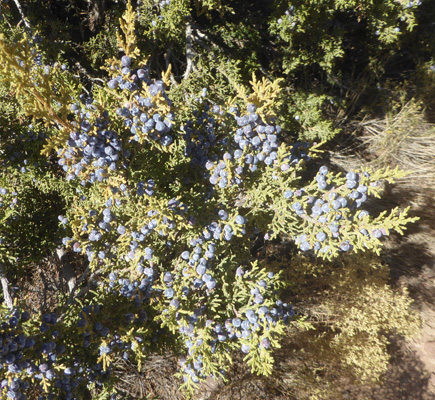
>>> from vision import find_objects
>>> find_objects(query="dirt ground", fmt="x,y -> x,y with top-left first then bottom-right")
381,187 -> 435,398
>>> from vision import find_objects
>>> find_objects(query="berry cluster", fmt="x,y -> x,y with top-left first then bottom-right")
0,308 -> 111,400
183,111 -> 221,169
290,166 -> 389,256
58,99 -> 127,184
108,56 -> 175,148
202,103 -> 310,189
163,263 -> 294,384
0,128 -> 47,174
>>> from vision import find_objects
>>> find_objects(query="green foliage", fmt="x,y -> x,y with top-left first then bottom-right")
269,0 -> 418,74
0,83 -> 26,127
280,251 -> 420,398
0,170 -> 62,268
0,125 -> 72,272
138,0 -> 191,44
278,89 -> 341,142
83,27 -> 118,71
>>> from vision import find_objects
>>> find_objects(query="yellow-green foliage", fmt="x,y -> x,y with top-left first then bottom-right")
245,161 -> 418,259
232,74 -> 284,121
117,0 -> 141,59
0,33 -> 80,152
277,251 -> 420,398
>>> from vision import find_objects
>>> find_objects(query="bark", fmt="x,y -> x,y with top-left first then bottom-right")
56,248 -> 77,294
0,263 -> 13,309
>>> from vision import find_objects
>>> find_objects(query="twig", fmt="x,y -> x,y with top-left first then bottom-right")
191,24 -> 232,55
12,0 -> 31,31
66,265 -> 91,303
184,22 -> 195,79
165,47 -> 178,86
57,264 -> 106,321
0,263 -> 14,309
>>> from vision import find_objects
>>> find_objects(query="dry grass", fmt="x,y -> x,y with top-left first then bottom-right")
359,101 -> 435,186
331,99 -> 435,186
111,355 -> 183,400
